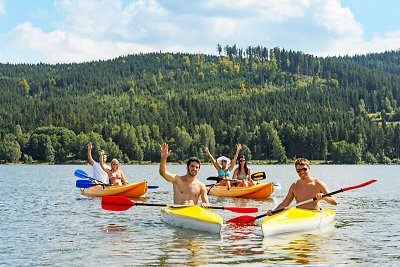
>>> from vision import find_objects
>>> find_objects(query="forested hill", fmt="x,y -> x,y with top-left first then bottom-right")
1,46 -> 400,164
341,49 -> 400,76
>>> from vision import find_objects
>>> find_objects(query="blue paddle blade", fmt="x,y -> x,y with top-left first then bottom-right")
76,179 -> 95,188
74,169 -> 91,179
148,185 -> 159,189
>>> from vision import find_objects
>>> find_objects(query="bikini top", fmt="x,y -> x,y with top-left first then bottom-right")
218,168 -> 230,177
111,172 -> 122,179
236,174 -> 248,179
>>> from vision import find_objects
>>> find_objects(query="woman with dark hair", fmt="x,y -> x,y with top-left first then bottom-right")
232,155 -> 255,187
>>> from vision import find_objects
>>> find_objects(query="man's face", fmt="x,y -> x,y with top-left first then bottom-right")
187,162 -> 200,177
295,164 -> 309,178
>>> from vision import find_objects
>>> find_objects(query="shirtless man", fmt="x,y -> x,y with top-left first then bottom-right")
266,158 -> 337,215
159,143 -> 209,208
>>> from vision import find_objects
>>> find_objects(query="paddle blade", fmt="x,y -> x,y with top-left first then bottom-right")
223,207 -> 258,213
148,185 -> 159,189
343,179 -> 378,192
74,169 -> 91,179
251,172 -> 266,181
101,196 -> 135,211
227,215 -> 257,224
76,179 -> 94,188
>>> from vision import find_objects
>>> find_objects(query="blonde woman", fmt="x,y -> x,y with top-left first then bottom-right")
204,144 -> 241,189
100,150 -> 129,186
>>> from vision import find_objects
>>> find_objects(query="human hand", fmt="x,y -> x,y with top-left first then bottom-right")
204,147 -> 209,153
315,193 -> 323,200
237,144 -> 242,151
88,142 -> 93,150
160,143 -> 171,159
201,202 -> 209,208
266,210 -> 272,216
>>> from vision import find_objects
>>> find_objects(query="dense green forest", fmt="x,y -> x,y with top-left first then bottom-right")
1,45 -> 400,164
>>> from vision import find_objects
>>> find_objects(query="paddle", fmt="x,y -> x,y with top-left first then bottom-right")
101,195 -> 259,213
206,171 -> 266,182
251,172 -> 266,181
227,179 -> 378,224
74,169 -> 159,189
75,169 -> 107,185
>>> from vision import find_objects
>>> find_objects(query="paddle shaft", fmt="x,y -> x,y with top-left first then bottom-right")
101,196 -> 258,213
230,179 -> 378,223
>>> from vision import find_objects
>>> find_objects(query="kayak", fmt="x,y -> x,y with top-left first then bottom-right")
261,208 -> 335,236
80,181 -> 148,197
161,205 -> 223,234
207,182 -> 274,198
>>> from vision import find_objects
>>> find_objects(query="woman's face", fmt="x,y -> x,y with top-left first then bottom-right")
239,158 -> 246,165
221,160 -> 228,167
112,161 -> 119,170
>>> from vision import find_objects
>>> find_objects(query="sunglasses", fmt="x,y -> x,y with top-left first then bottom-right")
296,167 -> 308,173
239,159 -> 246,162
221,160 -> 227,162
112,163 -> 119,166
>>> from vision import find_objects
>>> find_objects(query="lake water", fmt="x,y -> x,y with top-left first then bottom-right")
0,164 -> 398,266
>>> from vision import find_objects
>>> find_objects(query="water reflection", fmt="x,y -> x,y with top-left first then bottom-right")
157,230 -> 222,266
262,223 -> 336,264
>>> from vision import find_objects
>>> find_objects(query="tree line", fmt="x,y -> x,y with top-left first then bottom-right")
1,45 -> 400,164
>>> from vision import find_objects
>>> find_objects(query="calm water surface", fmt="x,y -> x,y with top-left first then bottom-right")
0,164 -> 398,266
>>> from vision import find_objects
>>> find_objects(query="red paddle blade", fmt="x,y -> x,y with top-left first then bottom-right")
101,196 -> 135,211
343,179 -> 378,192
224,207 -> 258,213
226,215 -> 256,224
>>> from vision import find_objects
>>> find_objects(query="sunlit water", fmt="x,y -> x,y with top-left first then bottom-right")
0,164 -> 398,266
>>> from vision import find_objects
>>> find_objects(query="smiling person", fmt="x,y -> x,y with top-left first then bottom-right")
204,144 -> 241,189
266,158 -> 338,215
159,143 -> 209,208
99,150 -> 129,186
232,155 -> 255,187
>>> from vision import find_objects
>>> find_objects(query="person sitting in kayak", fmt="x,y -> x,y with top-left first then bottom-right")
204,144 -> 241,189
266,158 -> 338,215
99,150 -> 129,186
159,143 -> 209,208
232,155 -> 255,187
87,142 -> 110,184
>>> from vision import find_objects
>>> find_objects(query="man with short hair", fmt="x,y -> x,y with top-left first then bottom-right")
266,158 -> 337,215
87,142 -> 110,184
159,143 -> 209,208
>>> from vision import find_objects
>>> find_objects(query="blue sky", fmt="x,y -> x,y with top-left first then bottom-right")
0,0 -> 399,64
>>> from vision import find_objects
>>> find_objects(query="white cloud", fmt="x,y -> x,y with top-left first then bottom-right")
4,0 -> 400,63
0,0 -> 6,15
8,22 -> 156,63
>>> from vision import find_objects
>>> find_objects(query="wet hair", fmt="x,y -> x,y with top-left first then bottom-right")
238,155 -> 248,174
187,157 -> 201,168
294,158 -> 310,167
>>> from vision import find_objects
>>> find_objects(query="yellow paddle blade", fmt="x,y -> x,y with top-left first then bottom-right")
251,172 -> 266,181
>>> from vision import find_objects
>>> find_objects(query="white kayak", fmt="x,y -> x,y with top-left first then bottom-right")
261,208 -> 335,236
161,205 -> 223,234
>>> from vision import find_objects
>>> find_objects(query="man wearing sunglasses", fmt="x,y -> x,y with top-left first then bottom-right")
266,158 -> 337,215
159,143 -> 209,208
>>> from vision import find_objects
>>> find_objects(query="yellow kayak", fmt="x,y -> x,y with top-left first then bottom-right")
261,208 -> 335,236
161,205 -> 223,234
207,182 -> 274,198
80,181 -> 148,197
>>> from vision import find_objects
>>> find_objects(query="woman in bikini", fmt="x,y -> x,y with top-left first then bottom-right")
232,155 -> 255,187
204,144 -> 241,189
99,150 -> 129,186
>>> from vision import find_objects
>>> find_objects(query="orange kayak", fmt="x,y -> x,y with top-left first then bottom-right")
80,181 -> 148,197
207,182 -> 274,198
